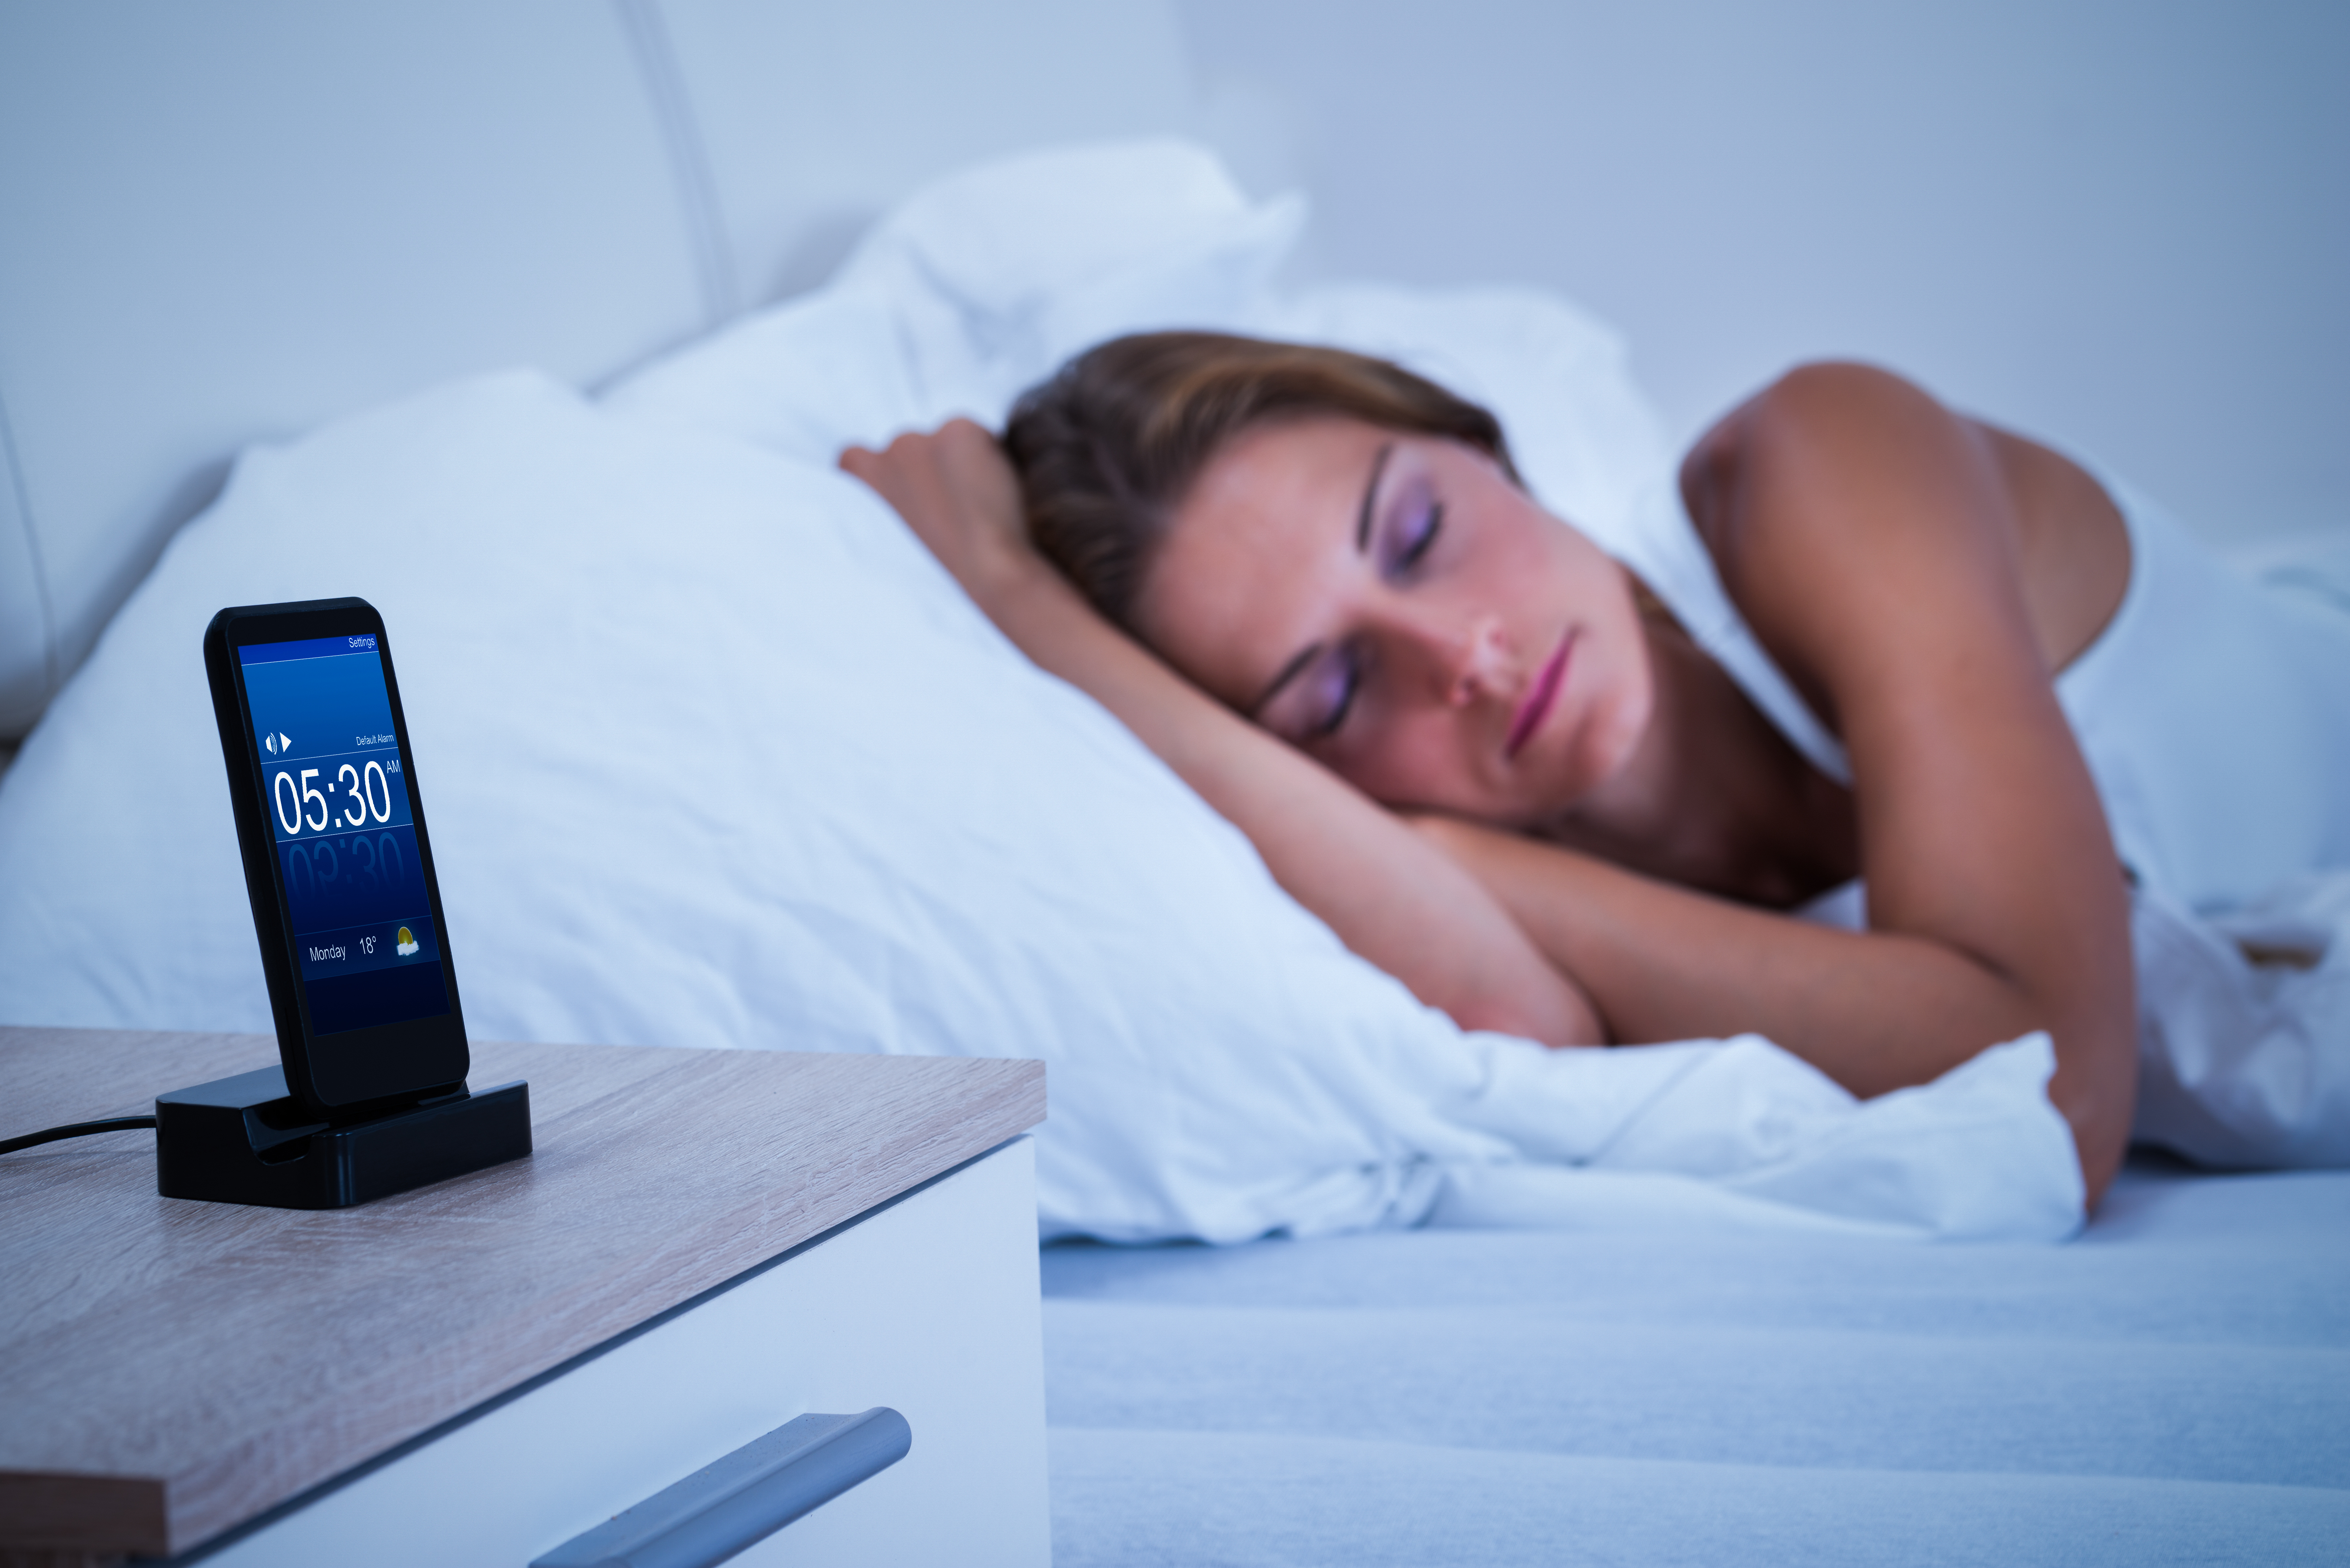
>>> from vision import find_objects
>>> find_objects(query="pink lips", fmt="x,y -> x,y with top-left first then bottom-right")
1506,632 -> 1573,759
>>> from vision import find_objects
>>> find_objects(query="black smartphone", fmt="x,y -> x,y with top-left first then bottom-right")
204,597 -> 468,1118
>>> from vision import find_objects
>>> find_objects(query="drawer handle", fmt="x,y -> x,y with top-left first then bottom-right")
532,1407 -> 912,1568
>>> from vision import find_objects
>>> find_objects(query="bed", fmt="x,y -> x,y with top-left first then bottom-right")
2,5 -> 2345,1565
1041,1159 -> 2350,1566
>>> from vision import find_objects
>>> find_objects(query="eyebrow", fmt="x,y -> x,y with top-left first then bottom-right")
1251,443 -> 1395,719
1356,442 -> 1394,552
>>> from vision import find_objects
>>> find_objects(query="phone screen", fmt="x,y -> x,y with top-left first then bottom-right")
237,631 -> 452,1035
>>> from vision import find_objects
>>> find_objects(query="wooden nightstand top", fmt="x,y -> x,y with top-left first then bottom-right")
0,1026 -> 1045,1559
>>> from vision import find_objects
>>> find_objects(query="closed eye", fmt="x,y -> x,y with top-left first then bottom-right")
1308,645 -> 1363,738
1395,501 -> 1444,572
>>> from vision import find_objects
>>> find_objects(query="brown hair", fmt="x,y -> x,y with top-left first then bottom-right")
1002,332 -> 1519,630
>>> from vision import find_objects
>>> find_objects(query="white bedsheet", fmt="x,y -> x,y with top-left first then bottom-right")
1044,1160 -> 2350,1566
2132,873 -> 2350,1168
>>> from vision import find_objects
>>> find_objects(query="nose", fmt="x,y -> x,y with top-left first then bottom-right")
1393,607 -> 1512,709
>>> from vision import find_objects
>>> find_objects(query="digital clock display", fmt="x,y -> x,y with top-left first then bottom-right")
238,633 -> 450,1035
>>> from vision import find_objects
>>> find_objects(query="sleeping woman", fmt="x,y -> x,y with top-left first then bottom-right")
842,336 -> 2350,1208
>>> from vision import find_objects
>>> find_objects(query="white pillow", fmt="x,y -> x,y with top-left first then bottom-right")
603,138 -> 1304,459
605,138 -> 1672,546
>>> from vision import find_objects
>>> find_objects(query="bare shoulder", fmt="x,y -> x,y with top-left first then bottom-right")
1680,361 -> 2128,679
1680,361 -> 2000,583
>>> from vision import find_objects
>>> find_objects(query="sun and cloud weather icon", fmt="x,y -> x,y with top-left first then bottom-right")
396,926 -> 419,957
261,730 -> 293,755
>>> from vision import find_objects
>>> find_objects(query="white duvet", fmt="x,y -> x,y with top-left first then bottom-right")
0,143 -> 2107,1242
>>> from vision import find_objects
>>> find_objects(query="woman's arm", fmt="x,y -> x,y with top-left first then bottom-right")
1434,363 -> 2137,1203
840,420 -> 1603,1047
1419,815 -> 2105,1093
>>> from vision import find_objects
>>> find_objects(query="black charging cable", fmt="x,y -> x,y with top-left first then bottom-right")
0,1116 -> 159,1156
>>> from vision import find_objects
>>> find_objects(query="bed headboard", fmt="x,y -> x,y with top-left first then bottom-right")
0,0 -> 1193,738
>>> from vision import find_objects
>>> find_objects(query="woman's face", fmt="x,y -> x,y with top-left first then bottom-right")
1136,416 -> 1655,827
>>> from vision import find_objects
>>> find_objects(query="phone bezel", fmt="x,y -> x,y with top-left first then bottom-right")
204,597 -> 469,1118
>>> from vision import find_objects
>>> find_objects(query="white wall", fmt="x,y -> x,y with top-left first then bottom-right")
0,0 -> 1196,742
1177,0 -> 2350,549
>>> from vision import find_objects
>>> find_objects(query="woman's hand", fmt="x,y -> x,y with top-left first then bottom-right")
840,420 -> 1040,607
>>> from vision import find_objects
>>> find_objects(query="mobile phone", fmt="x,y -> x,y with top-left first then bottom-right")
204,598 -> 468,1117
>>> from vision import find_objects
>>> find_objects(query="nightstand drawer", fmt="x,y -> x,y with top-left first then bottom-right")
200,1137 -> 1047,1567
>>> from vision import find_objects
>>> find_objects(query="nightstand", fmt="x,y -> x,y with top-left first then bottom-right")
0,1027 -> 1048,1565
